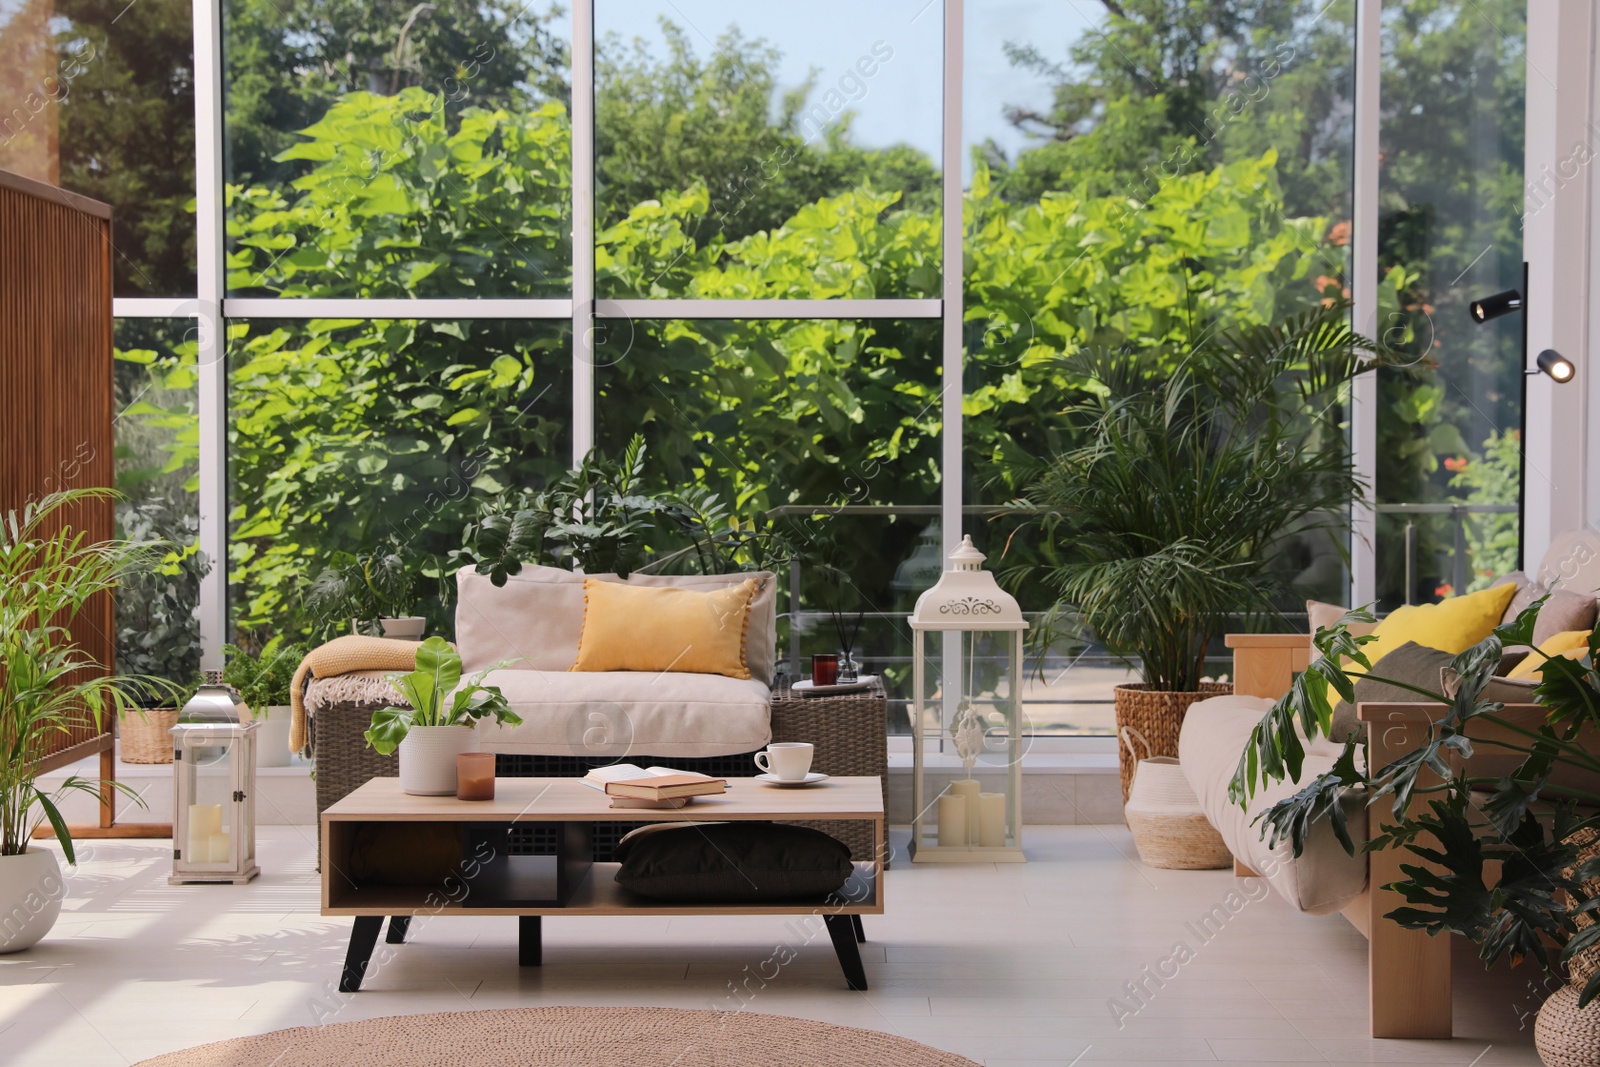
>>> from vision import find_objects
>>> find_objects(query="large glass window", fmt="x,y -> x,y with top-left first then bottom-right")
1,0 -> 197,295
1375,0 -> 1526,607
114,318 -> 203,689
222,1 -> 573,297
594,1 -> 943,299
226,318 -> 570,640
960,0 -> 1357,732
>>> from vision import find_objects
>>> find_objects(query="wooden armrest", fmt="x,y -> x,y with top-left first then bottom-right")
1356,701 -> 1547,726
1225,634 -> 1311,649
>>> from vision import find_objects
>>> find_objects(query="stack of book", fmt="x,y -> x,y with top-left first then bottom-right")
581,765 -> 728,809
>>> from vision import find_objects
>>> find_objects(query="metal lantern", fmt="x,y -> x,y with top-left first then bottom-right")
170,684 -> 260,885
909,535 -> 1027,863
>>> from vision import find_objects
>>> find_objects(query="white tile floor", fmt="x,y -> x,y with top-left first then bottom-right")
0,825 -> 1546,1066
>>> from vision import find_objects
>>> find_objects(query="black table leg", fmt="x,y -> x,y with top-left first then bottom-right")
824,914 -> 868,991
386,916 -> 410,944
519,915 -> 542,967
850,914 -> 866,943
339,916 -> 383,993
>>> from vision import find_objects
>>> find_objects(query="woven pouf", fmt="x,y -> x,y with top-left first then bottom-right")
130,1007 -> 982,1067
1535,985 -> 1600,1067
1114,683 -> 1231,803
1537,831 -> 1600,1067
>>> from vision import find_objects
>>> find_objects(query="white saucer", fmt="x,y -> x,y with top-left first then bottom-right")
755,772 -> 830,787
792,676 -> 878,696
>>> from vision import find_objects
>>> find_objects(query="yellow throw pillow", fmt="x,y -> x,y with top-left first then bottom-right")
1349,582 -> 1519,679
571,578 -> 758,679
1507,629 -> 1591,680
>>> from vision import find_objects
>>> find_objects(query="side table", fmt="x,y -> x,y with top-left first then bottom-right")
769,679 -> 888,865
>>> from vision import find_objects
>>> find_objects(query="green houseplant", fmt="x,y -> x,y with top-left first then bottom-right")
1231,602 -> 1600,1018
114,499 -> 210,764
1004,301 -> 1392,797
222,638 -> 309,767
364,637 -> 522,795
304,538 -> 424,639
0,489 -> 170,951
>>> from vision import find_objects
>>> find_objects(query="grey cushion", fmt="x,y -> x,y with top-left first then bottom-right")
1533,590 -> 1598,646
613,822 -> 853,903
1329,641 -> 1453,742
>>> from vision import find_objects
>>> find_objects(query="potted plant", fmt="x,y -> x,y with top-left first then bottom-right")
363,637 -> 522,795
1233,602 -> 1600,1053
114,500 -> 210,763
222,638 -> 309,767
1003,301 -> 1391,801
1,489 -> 167,952
304,538 -> 425,639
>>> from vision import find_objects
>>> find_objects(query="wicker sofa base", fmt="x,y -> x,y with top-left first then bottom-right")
310,681 -> 887,864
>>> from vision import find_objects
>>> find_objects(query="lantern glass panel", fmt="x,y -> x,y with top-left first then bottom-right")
182,737 -> 236,866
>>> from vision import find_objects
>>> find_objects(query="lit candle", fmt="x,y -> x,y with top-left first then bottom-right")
978,792 -> 1006,848
456,752 -> 495,801
949,779 -> 981,846
937,793 -> 967,847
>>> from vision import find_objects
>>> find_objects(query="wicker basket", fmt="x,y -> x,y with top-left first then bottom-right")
1121,726 -> 1231,870
1114,683 -> 1232,803
1537,829 -> 1600,1066
120,708 -> 179,763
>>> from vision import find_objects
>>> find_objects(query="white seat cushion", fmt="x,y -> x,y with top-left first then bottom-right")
1179,694 -> 1368,915
472,669 -> 772,758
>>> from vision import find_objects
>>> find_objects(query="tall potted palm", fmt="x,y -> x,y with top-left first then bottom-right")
1005,302 -> 1389,800
0,488 -> 166,952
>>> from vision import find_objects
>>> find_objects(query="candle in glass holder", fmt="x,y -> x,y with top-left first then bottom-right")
456,752 -> 495,801
811,653 -> 840,687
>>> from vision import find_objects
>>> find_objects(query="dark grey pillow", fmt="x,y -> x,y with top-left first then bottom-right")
613,822 -> 853,903
1329,641 -> 1453,742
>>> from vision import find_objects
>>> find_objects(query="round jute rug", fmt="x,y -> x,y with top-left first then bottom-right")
130,1006 -> 980,1066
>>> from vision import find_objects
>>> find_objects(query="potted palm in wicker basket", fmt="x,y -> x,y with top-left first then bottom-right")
1004,302 -> 1387,802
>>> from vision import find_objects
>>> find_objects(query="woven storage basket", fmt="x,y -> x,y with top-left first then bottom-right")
120,708 -> 179,763
1114,682 -> 1231,803
1120,726 -> 1231,870
1536,829 -> 1600,1067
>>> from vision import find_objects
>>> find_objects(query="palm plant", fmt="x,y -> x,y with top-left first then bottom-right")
1233,602 -> 1600,1007
0,489 -> 171,861
1003,301 -> 1387,692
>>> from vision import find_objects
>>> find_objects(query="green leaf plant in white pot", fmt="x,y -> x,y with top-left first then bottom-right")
363,638 -> 522,795
1,489 -> 170,952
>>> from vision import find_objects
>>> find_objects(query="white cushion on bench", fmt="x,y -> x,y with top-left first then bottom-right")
472,668 -> 773,758
1180,694 -> 1368,915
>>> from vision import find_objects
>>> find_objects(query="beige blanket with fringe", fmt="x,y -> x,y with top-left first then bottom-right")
289,636 -> 424,754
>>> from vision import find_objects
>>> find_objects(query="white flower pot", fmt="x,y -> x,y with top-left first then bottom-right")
256,705 -> 293,768
0,848 -> 64,953
398,725 -> 477,796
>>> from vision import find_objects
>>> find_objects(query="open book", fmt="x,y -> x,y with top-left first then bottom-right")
581,765 -> 723,808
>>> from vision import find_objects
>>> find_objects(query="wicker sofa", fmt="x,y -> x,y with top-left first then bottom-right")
308,566 -> 887,862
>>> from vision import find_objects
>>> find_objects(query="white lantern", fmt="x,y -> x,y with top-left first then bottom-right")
169,684 -> 260,885
909,535 -> 1027,863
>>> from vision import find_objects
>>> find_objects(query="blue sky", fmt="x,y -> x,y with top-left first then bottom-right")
596,0 -> 1102,178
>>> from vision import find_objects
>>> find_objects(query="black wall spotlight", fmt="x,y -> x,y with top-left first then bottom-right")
1534,348 -> 1576,383
1469,289 -> 1524,323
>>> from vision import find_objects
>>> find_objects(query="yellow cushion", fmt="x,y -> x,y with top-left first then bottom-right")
1507,629 -> 1591,680
1350,583 -> 1519,678
571,578 -> 758,679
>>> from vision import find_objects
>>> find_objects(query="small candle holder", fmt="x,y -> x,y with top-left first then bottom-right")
456,752 -> 496,801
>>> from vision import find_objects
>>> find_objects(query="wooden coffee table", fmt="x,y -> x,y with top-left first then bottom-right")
321,776 -> 885,992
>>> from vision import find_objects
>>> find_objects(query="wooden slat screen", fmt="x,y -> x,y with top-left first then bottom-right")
0,167 -> 116,774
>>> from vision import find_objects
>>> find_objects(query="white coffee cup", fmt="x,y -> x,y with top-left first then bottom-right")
755,742 -> 814,781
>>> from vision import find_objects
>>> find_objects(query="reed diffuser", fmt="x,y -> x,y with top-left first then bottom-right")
832,609 -> 864,683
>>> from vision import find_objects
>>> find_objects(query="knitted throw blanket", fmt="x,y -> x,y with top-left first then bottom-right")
289,636 -> 423,754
